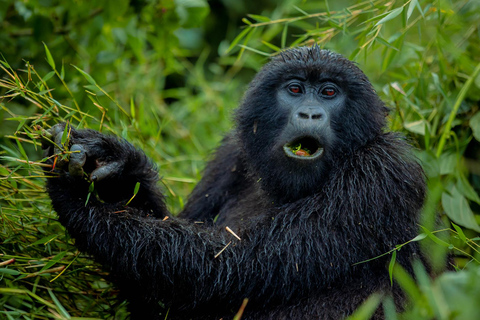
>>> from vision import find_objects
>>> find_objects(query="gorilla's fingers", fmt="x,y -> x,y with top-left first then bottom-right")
53,132 -> 65,156
90,161 -> 121,182
41,124 -> 65,154
69,144 -> 87,177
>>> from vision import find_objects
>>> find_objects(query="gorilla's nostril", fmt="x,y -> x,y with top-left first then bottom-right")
298,112 -> 310,119
312,114 -> 322,120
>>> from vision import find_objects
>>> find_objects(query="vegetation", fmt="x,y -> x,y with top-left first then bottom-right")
1,0 -> 479,319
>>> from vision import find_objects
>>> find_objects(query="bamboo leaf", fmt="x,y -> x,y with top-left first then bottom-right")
247,14 -> 270,23
261,41 -> 281,52
41,251 -> 67,272
43,42 -> 56,70
451,223 -> 467,243
407,0 -> 418,20
225,27 -> 252,54
346,292 -> 383,320
420,226 -> 452,248
72,65 -> 97,86
375,7 -> 403,27
30,234 -> 58,246
388,250 -> 397,286
0,268 -> 21,276
437,61 -> 480,157
61,123 -> 69,145
125,182 -> 141,206
130,97 -> 136,119
281,24 -> 288,49
411,233 -> 427,242
48,290 -> 71,319
43,71 -> 55,82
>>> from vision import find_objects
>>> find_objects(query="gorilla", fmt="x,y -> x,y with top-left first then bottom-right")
42,46 -> 426,319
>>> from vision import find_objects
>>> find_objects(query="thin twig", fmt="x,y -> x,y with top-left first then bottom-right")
214,241 -> 232,259
226,226 -> 241,241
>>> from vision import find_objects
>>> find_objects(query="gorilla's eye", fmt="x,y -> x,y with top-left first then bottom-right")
288,84 -> 302,94
321,87 -> 336,97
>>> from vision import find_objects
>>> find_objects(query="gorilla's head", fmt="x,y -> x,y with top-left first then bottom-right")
235,46 -> 388,203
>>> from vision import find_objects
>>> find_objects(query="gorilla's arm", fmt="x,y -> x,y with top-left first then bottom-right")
43,124 -> 167,218
179,133 -> 251,223
43,124 -> 424,311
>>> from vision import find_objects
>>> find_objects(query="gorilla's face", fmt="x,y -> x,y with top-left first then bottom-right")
236,47 -> 387,203
275,78 -> 345,162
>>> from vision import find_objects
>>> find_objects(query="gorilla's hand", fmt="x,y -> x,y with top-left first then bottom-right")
42,123 -> 125,182
41,123 -> 162,209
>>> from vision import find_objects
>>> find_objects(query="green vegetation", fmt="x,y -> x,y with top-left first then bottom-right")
1,0 -> 480,319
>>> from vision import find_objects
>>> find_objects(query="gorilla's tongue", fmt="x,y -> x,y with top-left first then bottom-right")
283,137 -> 324,160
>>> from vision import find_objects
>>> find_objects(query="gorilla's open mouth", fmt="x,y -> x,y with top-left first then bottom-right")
283,136 -> 324,160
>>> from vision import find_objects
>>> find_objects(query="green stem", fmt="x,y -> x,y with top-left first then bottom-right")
436,61 -> 480,158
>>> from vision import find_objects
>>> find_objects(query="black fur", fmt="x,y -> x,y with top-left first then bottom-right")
43,46 -> 426,319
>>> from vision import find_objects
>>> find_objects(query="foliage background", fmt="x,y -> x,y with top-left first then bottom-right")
1,0 -> 480,319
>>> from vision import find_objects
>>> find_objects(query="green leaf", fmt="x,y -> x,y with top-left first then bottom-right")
125,182 -> 141,206
456,175 -> 480,205
435,269 -> 480,319
415,0 -> 425,18
60,60 -> 65,80
451,223 -> 467,243
437,61 -> 480,157
375,7 -> 403,27
375,37 -> 398,50
0,59 -> 11,68
411,233 -> 427,242
382,296 -> 398,320
241,17 -> 252,25
470,111 -> 480,142
388,250 -> 396,286
41,251 -> 67,272
86,182 -> 94,206
72,65 -> 97,86
438,152 -> 457,175
225,27 -> 252,54
85,193 -> 91,206
261,41 -> 281,52
0,166 -> 9,176
281,24 -> 288,49
43,42 -> 56,70
43,71 -> 55,82
407,0 -> 418,20
0,268 -> 21,276
48,290 -> 71,319
442,187 -> 480,232
247,14 -> 270,23
346,292 -> 383,320
420,226 -> 452,248
237,45 -> 270,57
412,261 -> 444,318
404,119 -> 427,135
133,181 -> 141,195
130,97 -> 136,119
15,118 -> 27,133
30,234 -> 58,246
16,139 -> 28,160
61,123 -> 69,146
